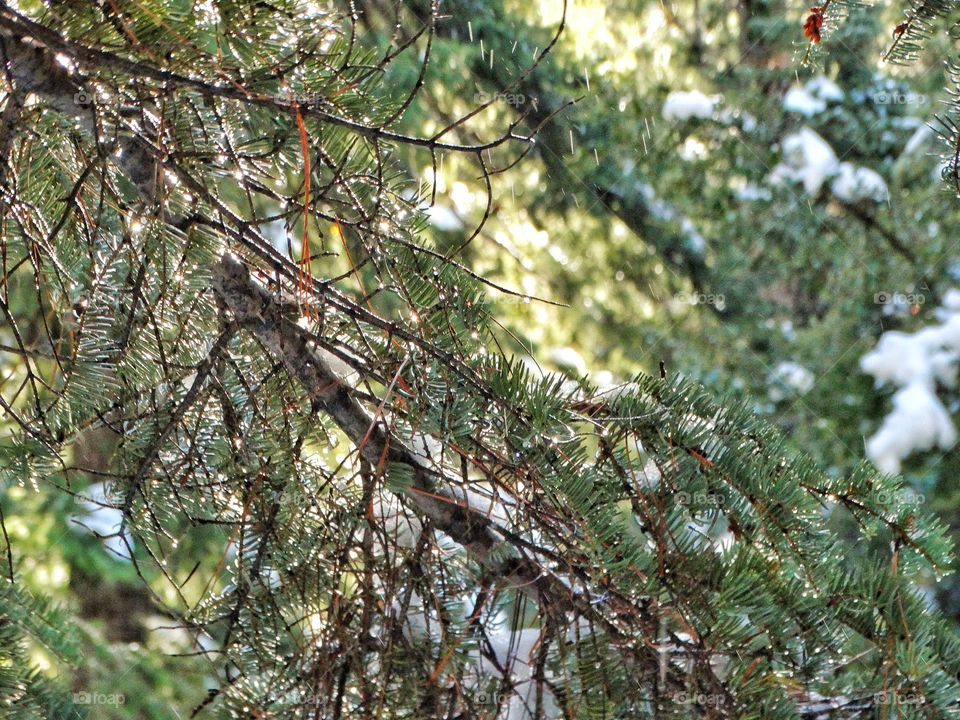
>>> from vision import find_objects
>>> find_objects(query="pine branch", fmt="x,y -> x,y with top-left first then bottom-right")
0,16 -> 685,705
3,6 -> 958,717
882,0 -> 954,63
210,250 -> 677,689
0,7 -> 535,155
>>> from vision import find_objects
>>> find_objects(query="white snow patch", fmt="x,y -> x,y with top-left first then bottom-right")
783,76 -> 843,117
769,128 -> 886,203
769,127 -> 839,195
397,590 -> 441,642
594,380 -> 641,402
679,136 -> 708,161
769,361 -> 815,401
316,347 -> 361,387
637,183 -> 707,254
70,482 -> 132,560
409,430 -> 445,463
784,87 -> 827,117
662,90 -> 718,121
474,626 -> 559,719
681,218 -> 707,253
864,383 -> 956,475
735,183 -> 772,202
861,296 -> 960,473
372,493 -> 422,550
831,163 -> 889,203
548,346 -> 587,375
144,615 -> 195,651
807,76 -> 845,102
940,288 -> 960,315
462,488 -> 513,526
593,369 -> 615,387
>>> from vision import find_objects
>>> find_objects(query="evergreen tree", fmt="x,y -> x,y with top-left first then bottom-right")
0,2 -> 958,718
0,579 -> 82,719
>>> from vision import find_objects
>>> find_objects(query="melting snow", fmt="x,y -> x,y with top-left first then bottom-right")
831,163 -> 889,203
784,76 -> 844,117
548,346 -> 587,375
769,362 -> 815,401
70,482 -> 132,560
769,127 -> 888,203
769,127 -> 838,195
861,293 -> 960,473
662,90 -> 718,121
473,625 -> 559,719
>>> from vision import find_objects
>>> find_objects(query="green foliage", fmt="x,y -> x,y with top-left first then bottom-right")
0,0 -> 959,718
882,0 -> 958,64
0,579 -> 82,719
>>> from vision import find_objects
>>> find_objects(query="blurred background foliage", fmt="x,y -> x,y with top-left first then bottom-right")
3,0 -> 960,715
374,0 -> 960,610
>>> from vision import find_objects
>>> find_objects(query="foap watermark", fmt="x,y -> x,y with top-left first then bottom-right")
873,91 -> 927,106
673,691 -> 724,707
674,291 -> 726,309
874,291 -> 925,306
72,90 -> 127,108
876,691 -> 926,706
468,688 -> 503,707
274,90 -> 329,105
873,490 -> 925,505
675,491 -> 725,510
268,688 -> 327,709
474,90 -> 535,109
73,691 -> 126,707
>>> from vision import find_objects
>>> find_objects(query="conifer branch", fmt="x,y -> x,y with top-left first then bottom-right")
210,250 -> 679,690
0,7 -> 534,155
